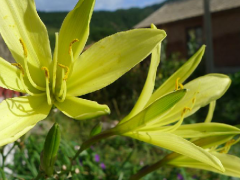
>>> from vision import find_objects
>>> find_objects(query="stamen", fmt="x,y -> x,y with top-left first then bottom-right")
42,67 -> 52,105
175,78 -> 180,90
175,78 -> 184,90
68,39 -> 79,55
219,137 -> 240,154
162,107 -> 191,133
179,83 -> 184,89
12,63 -> 45,96
11,63 -> 24,76
56,81 -> 67,102
19,38 -> 28,58
41,67 -> 50,80
58,63 -> 69,80
56,68 -> 67,102
181,107 -> 191,117
19,38 -> 46,91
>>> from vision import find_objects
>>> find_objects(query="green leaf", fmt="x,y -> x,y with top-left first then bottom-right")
147,45 -> 205,105
114,90 -> 186,134
67,28 -> 166,96
54,96 -> 110,120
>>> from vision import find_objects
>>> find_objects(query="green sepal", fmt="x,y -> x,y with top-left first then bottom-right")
40,123 -> 61,176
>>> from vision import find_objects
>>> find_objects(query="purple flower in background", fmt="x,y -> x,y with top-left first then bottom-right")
95,154 -> 100,162
177,174 -> 184,180
100,163 -> 106,170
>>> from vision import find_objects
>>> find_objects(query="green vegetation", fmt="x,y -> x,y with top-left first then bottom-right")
38,3 -> 163,49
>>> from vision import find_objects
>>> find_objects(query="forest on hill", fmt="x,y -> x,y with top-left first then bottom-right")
38,2 -> 164,48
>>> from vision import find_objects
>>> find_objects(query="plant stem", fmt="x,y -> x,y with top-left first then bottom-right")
35,172 -> 43,180
129,153 -> 180,180
0,167 -> 6,180
129,159 -> 165,180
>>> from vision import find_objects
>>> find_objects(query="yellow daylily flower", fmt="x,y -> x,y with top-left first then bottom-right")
130,126 -> 240,180
80,26 -> 231,172
167,134 -> 240,178
0,0 -> 166,146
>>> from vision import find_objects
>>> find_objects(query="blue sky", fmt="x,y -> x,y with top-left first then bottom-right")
35,0 -> 164,12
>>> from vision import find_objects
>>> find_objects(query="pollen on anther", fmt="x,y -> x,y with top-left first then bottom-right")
175,77 -> 180,90
181,107 -> 191,117
19,38 -> 28,58
68,39 -> 79,55
11,63 -> 24,75
41,67 -> 50,80
58,63 -> 69,80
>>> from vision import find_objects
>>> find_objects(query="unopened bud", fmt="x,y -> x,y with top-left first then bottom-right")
40,123 -> 61,176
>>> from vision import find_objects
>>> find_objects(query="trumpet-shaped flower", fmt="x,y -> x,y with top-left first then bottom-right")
167,133 -> 240,178
0,0 -> 166,146
130,123 -> 240,179
81,25 -> 231,172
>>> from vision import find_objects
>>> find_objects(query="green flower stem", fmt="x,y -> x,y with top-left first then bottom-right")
129,153 -> 180,180
72,129 -> 116,161
0,167 -> 6,180
35,172 -> 43,180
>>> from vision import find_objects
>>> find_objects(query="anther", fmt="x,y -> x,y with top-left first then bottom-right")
68,39 -> 79,55
41,67 -> 50,81
179,83 -> 184,89
19,38 -> 28,58
181,107 -> 191,117
58,63 -> 69,80
11,63 -> 24,75
192,98 -> 196,104
175,78 -> 180,90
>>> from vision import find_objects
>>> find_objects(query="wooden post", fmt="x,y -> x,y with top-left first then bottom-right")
204,0 -> 214,73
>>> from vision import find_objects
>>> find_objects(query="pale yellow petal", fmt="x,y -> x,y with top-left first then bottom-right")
120,42 -> 161,124
54,96 -> 110,120
67,29 -> 166,96
0,57 -> 26,92
172,123 -> 240,138
147,45 -> 205,105
58,0 -> 95,66
167,152 -> 240,178
125,131 -> 224,172
147,74 -> 231,127
0,0 -> 52,85
0,95 -> 51,146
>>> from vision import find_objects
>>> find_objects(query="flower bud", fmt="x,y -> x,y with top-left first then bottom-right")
40,123 -> 61,176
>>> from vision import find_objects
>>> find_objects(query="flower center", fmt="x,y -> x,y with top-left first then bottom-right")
12,38 -> 80,105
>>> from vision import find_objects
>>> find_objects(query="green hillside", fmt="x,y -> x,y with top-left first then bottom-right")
38,2 -> 164,49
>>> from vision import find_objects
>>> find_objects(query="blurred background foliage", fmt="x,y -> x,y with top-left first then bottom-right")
0,0 -> 240,179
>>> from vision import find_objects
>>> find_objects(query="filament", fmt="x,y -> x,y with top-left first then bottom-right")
42,67 -> 52,105
19,38 -> 46,91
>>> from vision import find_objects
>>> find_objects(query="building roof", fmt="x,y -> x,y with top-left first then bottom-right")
135,0 -> 240,28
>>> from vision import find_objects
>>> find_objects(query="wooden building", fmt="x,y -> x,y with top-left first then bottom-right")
135,0 -> 240,73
